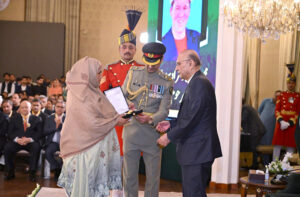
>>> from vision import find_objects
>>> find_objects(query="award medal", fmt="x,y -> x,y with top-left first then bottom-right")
149,84 -> 164,98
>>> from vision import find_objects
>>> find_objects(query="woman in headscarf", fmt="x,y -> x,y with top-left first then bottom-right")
57,57 -> 128,197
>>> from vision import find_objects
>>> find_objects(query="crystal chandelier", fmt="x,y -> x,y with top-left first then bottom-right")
223,0 -> 300,41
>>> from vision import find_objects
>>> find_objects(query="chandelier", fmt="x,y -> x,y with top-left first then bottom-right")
223,0 -> 300,41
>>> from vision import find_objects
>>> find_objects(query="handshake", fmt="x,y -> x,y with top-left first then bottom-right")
280,120 -> 291,130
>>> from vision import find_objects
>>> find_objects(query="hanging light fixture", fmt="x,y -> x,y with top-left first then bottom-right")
223,0 -> 300,42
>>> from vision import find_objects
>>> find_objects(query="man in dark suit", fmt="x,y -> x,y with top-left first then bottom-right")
4,100 -> 42,181
157,49 -> 222,197
31,98 -> 47,128
0,111 -> 8,157
43,100 -> 65,180
0,73 -> 15,98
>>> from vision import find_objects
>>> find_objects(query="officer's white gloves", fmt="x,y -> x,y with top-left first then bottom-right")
280,120 -> 290,130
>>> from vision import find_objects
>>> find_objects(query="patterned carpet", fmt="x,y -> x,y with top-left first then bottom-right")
36,187 -> 257,197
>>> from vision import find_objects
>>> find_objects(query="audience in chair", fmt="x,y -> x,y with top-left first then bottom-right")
4,100 -> 42,182
0,73 -> 15,98
43,100 -> 65,180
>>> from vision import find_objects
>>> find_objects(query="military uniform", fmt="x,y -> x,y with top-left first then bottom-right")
100,9 -> 143,159
273,91 -> 300,147
100,60 -> 144,156
100,60 -> 144,91
122,65 -> 173,197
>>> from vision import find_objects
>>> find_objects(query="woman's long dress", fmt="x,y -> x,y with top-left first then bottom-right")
57,129 -> 122,197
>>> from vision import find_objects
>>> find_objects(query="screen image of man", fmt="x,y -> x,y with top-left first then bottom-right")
157,49 -> 222,197
162,0 -> 200,62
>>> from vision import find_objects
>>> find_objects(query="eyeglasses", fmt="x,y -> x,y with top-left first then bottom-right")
176,59 -> 191,66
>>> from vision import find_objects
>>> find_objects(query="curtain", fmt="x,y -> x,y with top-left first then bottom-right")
25,0 -> 80,73
242,36 -> 261,108
278,32 -> 297,90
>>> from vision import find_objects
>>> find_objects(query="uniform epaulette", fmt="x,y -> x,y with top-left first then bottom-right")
158,70 -> 173,81
135,61 -> 145,66
131,66 -> 145,71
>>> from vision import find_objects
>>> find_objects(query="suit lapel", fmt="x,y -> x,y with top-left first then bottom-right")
178,71 -> 201,117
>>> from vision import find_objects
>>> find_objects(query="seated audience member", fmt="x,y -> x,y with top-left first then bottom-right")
28,96 -> 35,103
0,110 -> 8,157
47,79 -> 63,97
49,95 -> 57,105
43,100 -> 65,180
39,95 -> 48,113
2,100 -> 14,118
32,77 -> 47,96
0,110 -> 8,171
9,74 -> 16,86
27,76 -> 35,86
241,100 -> 267,168
45,99 -> 55,115
59,75 -> 66,87
57,95 -> 64,102
16,77 -> 22,86
0,73 -> 15,98
31,99 -> 47,128
1,92 -> 8,100
11,93 -> 21,112
0,99 -> 15,165
39,74 -> 50,87
15,76 -> 32,96
4,100 -> 42,181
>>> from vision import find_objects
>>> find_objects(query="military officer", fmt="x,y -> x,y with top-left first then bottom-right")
272,63 -> 300,160
122,42 -> 174,197
100,11 -> 144,173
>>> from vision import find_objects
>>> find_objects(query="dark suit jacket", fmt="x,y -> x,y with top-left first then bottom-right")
7,113 -> 42,142
43,114 -> 65,146
167,71 -> 222,165
15,85 -> 32,96
0,111 -> 8,138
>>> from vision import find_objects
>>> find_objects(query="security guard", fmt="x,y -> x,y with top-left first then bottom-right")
100,10 -> 144,161
272,63 -> 300,160
122,42 -> 174,197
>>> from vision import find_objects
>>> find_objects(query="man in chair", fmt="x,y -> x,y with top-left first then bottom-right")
4,100 -> 42,181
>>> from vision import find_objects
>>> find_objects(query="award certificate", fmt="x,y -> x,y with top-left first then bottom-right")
104,86 -> 129,114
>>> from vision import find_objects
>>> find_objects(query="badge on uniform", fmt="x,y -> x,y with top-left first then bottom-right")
288,97 -> 294,103
149,84 -> 164,98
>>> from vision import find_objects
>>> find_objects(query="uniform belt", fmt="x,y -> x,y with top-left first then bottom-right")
142,112 -> 154,116
280,110 -> 296,115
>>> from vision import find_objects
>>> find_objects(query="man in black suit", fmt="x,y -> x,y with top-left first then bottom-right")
0,73 -> 15,98
0,111 -> 8,156
31,99 -> 47,127
43,100 -> 65,180
157,49 -> 222,197
4,100 -> 42,181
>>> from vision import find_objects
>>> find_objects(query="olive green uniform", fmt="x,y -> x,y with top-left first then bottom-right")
122,66 -> 174,197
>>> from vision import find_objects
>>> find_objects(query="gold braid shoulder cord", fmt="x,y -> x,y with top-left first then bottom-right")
126,69 -> 148,109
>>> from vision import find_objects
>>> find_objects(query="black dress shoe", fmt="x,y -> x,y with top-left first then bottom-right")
29,171 -> 37,182
4,172 -> 15,181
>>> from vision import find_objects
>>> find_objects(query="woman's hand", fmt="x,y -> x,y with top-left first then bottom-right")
117,115 -> 129,126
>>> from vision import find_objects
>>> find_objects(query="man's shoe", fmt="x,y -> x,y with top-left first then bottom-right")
29,171 -> 37,182
4,171 -> 15,181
